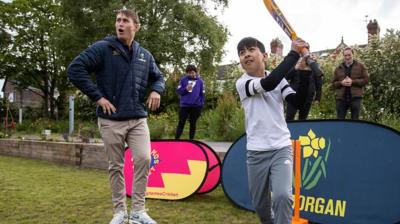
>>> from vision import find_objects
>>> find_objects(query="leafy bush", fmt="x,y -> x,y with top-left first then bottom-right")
23,106 -> 43,120
148,112 -> 177,139
77,121 -> 100,142
309,58 -> 340,119
358,30 -> 400,121
74,94 -> 97,121
15,118 -> 52,134
161,77 -> 180,113
202,92 -> 244,141
377,112 -> 400,131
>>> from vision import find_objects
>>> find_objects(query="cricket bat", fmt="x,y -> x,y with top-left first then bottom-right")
263,0 -> 310,55
263,0 -> 298,41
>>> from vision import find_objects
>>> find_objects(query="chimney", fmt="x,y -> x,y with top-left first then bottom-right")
270,38 -> 283,57
367,19 -> 380,43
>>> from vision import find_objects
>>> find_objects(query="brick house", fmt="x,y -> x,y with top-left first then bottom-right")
312,19 -> 380,59
1,78 -> 43,108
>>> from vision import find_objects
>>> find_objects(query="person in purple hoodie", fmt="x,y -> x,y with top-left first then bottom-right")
175,65 -> 205,140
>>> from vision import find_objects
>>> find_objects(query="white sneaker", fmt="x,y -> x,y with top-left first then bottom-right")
109,210 -> 128,224
129,210 -> 157,224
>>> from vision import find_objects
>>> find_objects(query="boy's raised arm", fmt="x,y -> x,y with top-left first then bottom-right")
260,39 -> 308,91
260,50 -> 300,91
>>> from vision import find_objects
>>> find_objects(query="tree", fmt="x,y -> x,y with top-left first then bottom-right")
0,0 -> 66,119
60,0 -> 228,77
1,0 -> 229,120
0,1 -> 13,81
359,30 -> 400,120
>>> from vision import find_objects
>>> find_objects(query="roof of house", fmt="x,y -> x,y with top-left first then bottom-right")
312,36 -> 367,58
216,63 -> 239,80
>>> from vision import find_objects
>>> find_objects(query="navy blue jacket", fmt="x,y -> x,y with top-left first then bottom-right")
67,36 -> 165,120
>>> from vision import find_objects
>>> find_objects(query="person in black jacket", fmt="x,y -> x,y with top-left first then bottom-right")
285,54 -> 323,120
67,9 -> 163,224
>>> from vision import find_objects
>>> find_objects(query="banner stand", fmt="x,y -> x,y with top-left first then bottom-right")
124,139 -> 221,200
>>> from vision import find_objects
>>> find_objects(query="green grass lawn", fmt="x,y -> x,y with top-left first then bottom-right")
0,155 -> 258,224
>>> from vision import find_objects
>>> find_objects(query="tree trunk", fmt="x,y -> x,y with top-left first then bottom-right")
42,71 -> 50,118
49,79 -> 57,119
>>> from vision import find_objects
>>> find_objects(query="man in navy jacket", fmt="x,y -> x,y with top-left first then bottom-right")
67,9 -> 164,224
175,65 -> 205,140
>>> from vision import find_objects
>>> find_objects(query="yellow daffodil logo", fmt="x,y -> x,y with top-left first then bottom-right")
300,129 -> 326,158
297,129 -> 331,190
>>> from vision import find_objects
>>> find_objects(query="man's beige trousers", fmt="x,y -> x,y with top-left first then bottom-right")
98,117 -> 150,213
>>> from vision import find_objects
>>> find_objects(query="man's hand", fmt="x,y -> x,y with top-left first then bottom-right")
341,77 -> 352,87
147,91 -> 161,111
97,97 -> 116,115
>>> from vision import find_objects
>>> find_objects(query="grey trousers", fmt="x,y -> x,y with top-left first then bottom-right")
247,146 -> 293,224
336,98 -> 362,120
98,117 -> 151,214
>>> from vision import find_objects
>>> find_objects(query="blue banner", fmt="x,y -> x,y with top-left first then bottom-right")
221,120 -> 400,224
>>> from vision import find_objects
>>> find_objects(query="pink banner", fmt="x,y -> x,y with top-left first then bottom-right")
195,141 -> 221,194
124,140 -> 220,200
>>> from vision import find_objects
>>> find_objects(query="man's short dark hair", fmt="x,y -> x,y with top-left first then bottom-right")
237,37 -> 266,55
186,65 -> 197,73
343,47 -> 354,54
116,9 -> 140,24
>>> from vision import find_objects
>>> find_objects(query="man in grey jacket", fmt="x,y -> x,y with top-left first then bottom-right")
68,9 -> 164,224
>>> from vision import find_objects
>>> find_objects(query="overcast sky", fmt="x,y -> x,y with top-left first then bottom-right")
211,0 -> 400,64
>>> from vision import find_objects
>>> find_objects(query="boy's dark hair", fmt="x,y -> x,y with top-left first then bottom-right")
185,64 -> 197,73
116,9 -> 140,24
237,37 -> 266,55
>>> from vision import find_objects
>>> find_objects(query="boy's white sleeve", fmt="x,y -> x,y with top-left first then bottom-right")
280,78 -> 296,99
236,78 -> 247,101
236,76 -> 264,101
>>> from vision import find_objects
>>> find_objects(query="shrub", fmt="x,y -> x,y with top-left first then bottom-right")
148,112 -> 177,139
359,31 -> 400,121
378,112 -> 400,131
23,106 -> 43,120
202,92 -> 244,141
74,94 -> 97,121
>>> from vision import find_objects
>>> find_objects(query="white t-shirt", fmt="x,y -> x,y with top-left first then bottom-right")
236,72 -> 295,151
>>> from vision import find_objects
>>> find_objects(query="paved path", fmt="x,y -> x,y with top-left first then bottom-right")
202,141 -> 233,157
